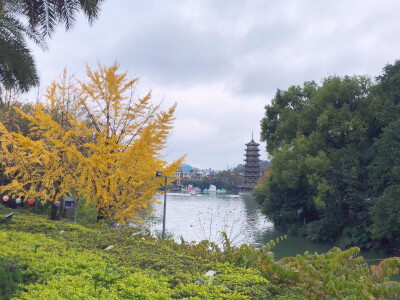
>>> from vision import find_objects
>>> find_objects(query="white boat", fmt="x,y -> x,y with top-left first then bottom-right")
208,185 -> 217,192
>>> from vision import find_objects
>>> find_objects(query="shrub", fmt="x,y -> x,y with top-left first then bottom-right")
0,212 -> 399,299
0,259 -> 23,300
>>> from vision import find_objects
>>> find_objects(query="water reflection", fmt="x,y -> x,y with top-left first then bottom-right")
148,193 -> 393,264
149,193 -> 273,247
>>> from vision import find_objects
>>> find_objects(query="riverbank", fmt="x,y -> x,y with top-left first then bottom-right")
1,206 -> 399,299
150,193 -> 397,261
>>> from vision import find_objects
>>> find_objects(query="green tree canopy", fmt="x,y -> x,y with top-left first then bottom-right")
258,61 -> 400,250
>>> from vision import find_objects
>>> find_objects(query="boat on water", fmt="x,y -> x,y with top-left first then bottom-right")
181,185 -> 228,195
208,185 -> 217,193
182,184 -> 201,194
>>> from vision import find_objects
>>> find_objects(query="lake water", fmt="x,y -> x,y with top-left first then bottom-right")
146,193 -> 393,263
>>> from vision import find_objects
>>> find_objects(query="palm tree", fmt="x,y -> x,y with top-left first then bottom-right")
0,1 -> 44,104
15,0 -> 105,38
0,0 -> 105,104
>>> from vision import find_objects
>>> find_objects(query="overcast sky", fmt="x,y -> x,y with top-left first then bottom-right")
26,0 -> 400,170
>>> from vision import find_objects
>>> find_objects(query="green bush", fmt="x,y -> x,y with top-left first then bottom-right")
0,212 -> 399,299
0,259 -> 22,300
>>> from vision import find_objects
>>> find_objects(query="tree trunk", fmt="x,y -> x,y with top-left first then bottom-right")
97,205 -> 111,222
97,208 -> 105,222
60,197 -> 66,219
50,203 -> 59,220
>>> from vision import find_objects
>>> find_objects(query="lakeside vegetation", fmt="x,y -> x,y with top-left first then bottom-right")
255,60 -> 400,252
1,206 -> 399,299
1,2 -> 400,298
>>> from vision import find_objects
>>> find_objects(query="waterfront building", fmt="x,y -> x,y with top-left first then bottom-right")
238,135 -> 261,194
173,170 -> 183,186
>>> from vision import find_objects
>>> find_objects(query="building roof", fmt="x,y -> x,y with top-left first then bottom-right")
245,139 -> 260,146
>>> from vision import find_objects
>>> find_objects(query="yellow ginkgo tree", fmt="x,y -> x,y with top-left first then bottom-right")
0,62 -> 183,223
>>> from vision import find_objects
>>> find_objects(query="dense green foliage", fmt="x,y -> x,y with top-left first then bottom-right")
183,170 -> 241,192
0,258 -> 22,300
0,208 -> 271,299
257,60 -> 400,250
0,207 -> 399,299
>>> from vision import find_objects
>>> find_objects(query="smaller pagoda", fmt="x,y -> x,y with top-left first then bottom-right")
238,134 -> 261,194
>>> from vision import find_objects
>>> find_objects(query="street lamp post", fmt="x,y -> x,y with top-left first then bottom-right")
156,171 -> 174,239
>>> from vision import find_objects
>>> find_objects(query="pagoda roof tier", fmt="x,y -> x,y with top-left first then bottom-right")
244,149 -> 261,153
245,147 -> 260,151
245,139 -> 260,146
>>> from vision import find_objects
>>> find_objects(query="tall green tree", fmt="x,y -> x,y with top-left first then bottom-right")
259,75 -> 375,246
368,61 -> 400,249
258,61 -> 400,250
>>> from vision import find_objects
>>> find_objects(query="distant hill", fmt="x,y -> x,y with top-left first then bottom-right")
181,164 -> 193,172
180,164 -> 218,173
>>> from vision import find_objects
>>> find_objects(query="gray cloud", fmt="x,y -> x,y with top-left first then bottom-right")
27,0 -> 400,169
